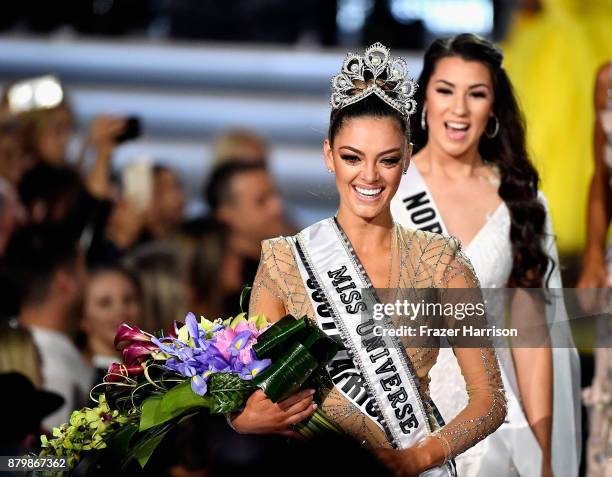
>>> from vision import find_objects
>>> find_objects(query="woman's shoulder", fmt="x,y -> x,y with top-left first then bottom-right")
261,235 -> 293,252
259,235 -> 299,276
396,223 -> 480,283
396,223 -> 462,256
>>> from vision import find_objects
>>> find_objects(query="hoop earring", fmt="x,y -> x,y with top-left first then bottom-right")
420,105 -> 427,131
485,115 -> 499,139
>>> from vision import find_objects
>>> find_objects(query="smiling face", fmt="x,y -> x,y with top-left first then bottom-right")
82,271 -> 141,353
424,56 -> 494,157
324,116 -> 409,222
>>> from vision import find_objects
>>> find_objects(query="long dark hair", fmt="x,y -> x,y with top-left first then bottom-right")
412,33 -> 549,288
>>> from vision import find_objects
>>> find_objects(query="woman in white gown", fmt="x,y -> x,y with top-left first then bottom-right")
391,34 -> 581,476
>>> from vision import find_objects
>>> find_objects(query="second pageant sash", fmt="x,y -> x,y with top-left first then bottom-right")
291,218 -> 453,477
390,164 -> 448,235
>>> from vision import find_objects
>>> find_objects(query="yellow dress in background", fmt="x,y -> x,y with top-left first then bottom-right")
503,0 -> 612,254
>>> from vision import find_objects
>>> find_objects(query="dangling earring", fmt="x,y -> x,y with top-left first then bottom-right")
420,104 -> 427,131
485,115 -> 499,139
327,168 -> 334,174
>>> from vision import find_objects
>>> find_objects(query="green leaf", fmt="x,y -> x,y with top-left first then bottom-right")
139,382 -> 210,432
252,315 -> 309,360
229,313 -> 247,329
199,316 -> 217,332
134,430 -> 169,468
293,408 -> 342,437
248,313 -> 269,330
131,411 -> 198,469
253,342 -> 319,402
177,323 -> 190,344
161,380 -> 211,416
239,285 -> 252,313
208,373 -> 257,414
106,422 -> 139,454
139,396 -> 163,432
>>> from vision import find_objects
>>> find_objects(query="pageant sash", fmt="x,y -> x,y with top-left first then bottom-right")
290,218 -> 453,477
391,165 -> 542,476
390,165 -> 447,235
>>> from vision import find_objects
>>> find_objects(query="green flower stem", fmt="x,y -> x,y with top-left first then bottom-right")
293,407 -> 343,438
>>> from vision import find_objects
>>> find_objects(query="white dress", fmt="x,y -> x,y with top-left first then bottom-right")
427,198 -> 581,477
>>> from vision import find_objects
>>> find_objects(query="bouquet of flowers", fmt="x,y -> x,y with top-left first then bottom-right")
36,312 -> 341,475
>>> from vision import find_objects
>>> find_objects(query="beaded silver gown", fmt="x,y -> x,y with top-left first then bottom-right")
249,224 -> 507,464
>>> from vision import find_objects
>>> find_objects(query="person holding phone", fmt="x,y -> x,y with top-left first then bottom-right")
1,76 -> 140,200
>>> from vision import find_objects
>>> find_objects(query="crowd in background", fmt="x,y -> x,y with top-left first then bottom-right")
0,78 -> 298,475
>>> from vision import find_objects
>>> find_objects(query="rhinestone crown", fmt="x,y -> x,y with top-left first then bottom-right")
330,42 -> 417,117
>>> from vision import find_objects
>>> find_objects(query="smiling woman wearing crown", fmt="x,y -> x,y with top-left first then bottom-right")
228,43 -> 507,477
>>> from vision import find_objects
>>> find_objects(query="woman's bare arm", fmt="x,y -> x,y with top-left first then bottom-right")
578,63 -> 612,288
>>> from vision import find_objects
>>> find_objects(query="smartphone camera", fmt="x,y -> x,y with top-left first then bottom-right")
116,116 -> 142,144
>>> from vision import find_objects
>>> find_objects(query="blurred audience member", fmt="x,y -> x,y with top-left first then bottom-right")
147,165 -> 187,240
0,114 -> 29,186
0,179 -> 23,318
81,266 -> 142,385
81,115 -> 129,199
205,161 -> 284,293
19,163 -> 86,224
0,322 -> 43,388
123,242 -> 189,334
213,129 -> 268,165
103,196 -> 148,260
102,163 -> 186,260
5,223 -> 92,429
18,163 -> 113,265
0,178 -> 24,256
578,60 -> 612,477
183,218 -> 243,319
1,77 -> 126,170
0,372 -> 63,457
578,61 -> 612,289
14,93 -> 74,167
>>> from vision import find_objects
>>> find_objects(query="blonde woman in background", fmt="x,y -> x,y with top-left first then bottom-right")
213,129 -> 268,165
0,322 -> 43,388
1,76 -> 127,199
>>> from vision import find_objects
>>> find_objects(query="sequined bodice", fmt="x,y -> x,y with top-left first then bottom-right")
249,224 -> 506,461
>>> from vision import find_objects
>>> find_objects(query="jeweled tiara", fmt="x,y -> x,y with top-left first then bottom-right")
330,42 -> 417,117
